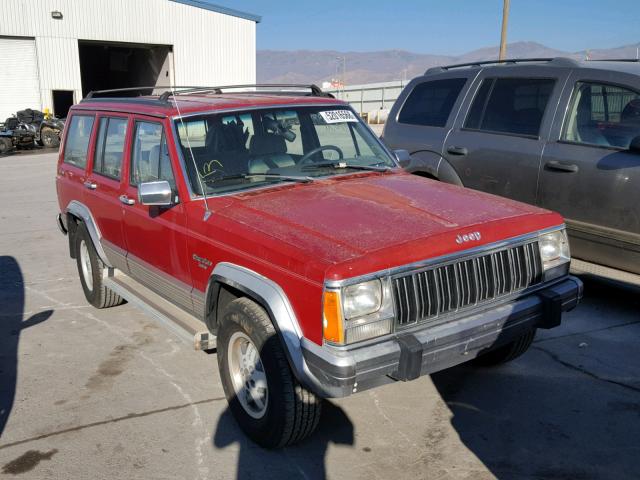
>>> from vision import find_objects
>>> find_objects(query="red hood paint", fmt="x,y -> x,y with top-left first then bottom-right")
217,171 -> 563,282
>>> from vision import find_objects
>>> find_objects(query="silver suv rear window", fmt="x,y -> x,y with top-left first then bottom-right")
398,78 -> 466,127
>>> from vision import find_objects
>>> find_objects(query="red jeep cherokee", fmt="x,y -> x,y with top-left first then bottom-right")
56,85 -> 582,448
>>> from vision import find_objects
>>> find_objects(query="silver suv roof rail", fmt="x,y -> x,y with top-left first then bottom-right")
83,84 -> 334,103
424,57 -> 579,75
585,58 -> 640,63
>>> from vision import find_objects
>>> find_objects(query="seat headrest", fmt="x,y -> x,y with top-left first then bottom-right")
249,133 -> 287,155
205,122 -> 248,153
621,99 -> 640,124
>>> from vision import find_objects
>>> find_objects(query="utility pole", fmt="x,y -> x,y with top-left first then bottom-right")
499,0 -> 510,60
336,56 -> 346,95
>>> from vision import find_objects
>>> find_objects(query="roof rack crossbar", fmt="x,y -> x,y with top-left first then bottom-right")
425,57 -> 578,74
84,84 -> 333,103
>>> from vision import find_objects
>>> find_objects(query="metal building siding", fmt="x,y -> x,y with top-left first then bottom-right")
0,0 -> 257,112
35,36 -> 83,110
0,37 -> 41,119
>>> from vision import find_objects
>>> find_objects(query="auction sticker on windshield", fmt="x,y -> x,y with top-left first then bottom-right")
319,110 -> 358,123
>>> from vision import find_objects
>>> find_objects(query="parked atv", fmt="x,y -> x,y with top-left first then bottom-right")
16,109 -> 65,148
0,116 -> 37,153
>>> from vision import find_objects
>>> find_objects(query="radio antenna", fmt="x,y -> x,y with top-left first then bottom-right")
170,86 -> 212,220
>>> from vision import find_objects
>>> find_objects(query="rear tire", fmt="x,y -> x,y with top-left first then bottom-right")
41,126 -> 60,148
217,297 -> 322,448
74,223 -> 124,309
474,329 -> 536,366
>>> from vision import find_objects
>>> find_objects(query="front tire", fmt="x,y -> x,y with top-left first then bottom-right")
74,223 -> 124,309
0,138 -> 12,155
217,297 -> 322,448
474,329 -> 536,366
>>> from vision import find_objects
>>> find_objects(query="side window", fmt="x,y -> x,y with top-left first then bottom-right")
130,121 -> 176,189
398,78 -> 467,127
562,81 -> 640,149
94,117 -> 128,179
464,77 -> 556,137
63,115 -> 95,168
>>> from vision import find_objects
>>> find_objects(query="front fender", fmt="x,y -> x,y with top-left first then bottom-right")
206,262 -> 342,397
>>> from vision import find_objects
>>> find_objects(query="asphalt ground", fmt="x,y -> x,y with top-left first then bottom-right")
0,151 -> 638,480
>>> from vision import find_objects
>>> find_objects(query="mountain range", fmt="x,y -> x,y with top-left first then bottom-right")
257,41 -> 640,85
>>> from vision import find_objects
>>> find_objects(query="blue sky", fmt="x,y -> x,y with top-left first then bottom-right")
228,0 -> 639,54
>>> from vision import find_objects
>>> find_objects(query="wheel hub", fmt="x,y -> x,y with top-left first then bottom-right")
227,331 -> 268,419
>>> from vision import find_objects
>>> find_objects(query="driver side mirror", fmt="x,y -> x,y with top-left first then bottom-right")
394,149 -> 412,168
629,135 -> 640,153
139,180 -> 173,206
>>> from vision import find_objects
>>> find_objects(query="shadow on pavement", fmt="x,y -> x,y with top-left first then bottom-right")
0,256 -> 53,437
213,401 -> 354,480
431,275 -> 640,480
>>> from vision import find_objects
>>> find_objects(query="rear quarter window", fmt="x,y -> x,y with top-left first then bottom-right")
398,78 -> 467,127
63,115 -> 95,168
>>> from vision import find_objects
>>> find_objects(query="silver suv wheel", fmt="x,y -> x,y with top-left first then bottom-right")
79,239 -> 93,291
227,331 -> 268,419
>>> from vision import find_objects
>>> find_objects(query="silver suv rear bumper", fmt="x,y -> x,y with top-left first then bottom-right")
300,276 -> 582,398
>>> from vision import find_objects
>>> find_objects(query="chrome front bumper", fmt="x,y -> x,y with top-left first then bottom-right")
300,276 -> 583,398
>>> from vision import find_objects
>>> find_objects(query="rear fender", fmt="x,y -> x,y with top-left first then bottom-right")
65,200 -> 112,267
408,150 -> 463,186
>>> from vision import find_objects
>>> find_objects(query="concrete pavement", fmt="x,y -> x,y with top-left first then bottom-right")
0,152 -> 638,479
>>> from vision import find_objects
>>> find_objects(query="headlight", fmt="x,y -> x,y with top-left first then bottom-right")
538,229 -> 570,280
323,279 -> 394,345
343,280 -> 382,318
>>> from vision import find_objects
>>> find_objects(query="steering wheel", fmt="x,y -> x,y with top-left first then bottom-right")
299,145 -> 344,165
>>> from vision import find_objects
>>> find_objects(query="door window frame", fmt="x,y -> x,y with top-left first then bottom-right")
129,119 -> 177,188
91,113 -> 131,181
558,79 -> 640,152
460,76 -> 558,140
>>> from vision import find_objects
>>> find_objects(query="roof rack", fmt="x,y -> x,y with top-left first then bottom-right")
425,57 -> 578,74
585,58 -> 640,63
83,84 -> 333,103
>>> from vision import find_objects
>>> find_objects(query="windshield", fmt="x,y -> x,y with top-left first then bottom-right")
174,105 -> 396,195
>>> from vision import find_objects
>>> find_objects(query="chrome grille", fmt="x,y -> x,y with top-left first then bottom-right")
392,241 -> 542,327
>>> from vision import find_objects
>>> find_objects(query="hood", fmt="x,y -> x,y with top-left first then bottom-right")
218,172 -> 563,281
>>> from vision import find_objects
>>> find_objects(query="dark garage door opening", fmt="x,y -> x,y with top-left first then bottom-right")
52,90 -> 74,118
78,41 -> 173,97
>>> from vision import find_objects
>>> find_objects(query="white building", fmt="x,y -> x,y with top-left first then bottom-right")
0,0 -> 260,119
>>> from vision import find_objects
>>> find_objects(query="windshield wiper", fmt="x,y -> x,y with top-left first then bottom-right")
202,173 -> 314,184
301,161 -> 391,172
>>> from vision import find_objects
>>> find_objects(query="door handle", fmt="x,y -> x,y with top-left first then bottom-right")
119,194 -> 135,206
447,146 -> 468,156
545,160 -> 579,173
83,180 -> 97,190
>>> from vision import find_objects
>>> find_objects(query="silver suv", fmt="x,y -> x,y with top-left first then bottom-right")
383,57 -> 640,283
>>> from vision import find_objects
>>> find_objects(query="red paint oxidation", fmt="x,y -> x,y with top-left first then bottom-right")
57,94 -> 565,345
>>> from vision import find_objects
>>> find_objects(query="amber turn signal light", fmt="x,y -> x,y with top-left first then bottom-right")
322,290 -> 344,344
